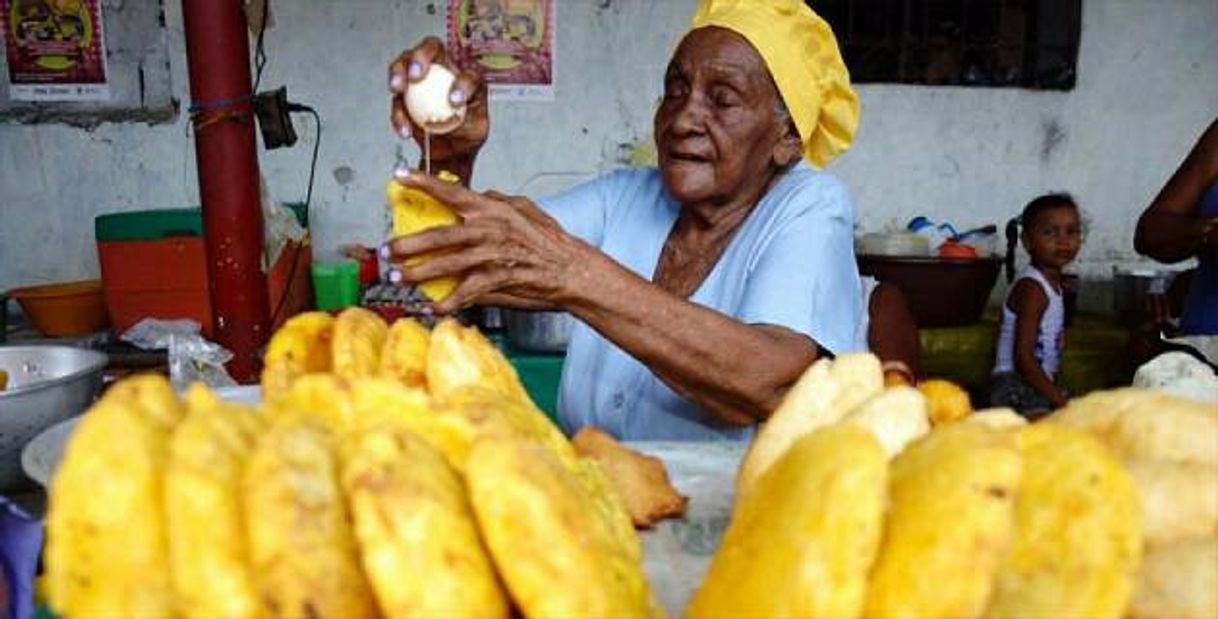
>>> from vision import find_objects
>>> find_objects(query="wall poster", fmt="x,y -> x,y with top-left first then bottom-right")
447,0 -> 554,101
2,0 -> 110,101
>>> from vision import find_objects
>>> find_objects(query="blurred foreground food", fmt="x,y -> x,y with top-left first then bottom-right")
47,310 -> 656,619
44,309 -> 1217,618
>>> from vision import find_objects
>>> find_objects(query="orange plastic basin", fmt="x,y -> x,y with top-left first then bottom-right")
7,280 -> 110,337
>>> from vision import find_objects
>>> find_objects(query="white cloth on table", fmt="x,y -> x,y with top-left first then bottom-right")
537,161 -> 861,441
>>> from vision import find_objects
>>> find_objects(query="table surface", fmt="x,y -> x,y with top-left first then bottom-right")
633,441 -> 744,616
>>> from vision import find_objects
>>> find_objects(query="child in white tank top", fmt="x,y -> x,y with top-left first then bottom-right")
990,193 -> 1083,419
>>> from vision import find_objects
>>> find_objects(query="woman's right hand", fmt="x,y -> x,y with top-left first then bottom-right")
389,36 -> 489,165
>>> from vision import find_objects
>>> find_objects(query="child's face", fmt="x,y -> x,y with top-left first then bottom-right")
1022,206 -> 1082,270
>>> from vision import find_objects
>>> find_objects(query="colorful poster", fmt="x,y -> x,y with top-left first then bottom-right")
447,0 -> 554,101
2,0 -> 109,101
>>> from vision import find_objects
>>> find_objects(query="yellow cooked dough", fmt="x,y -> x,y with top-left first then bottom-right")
378,317 -> 431,390
46,375 -> 183,618
437,384 -> 579,472
1129,537 -> 1218,619
1125,459 -> 1218,546
689,425 -> 887,619
427,318 -> 532,404
264,373 -> 357,431
340,427 -> 508,618
919,378 -> 974,425
166,384 -> 265,618
572,427 -> 688,528
866,423 -> 1023,618
387,173 -> 462,301
244,418 -> 377,619
261,311 -> 334,400
331,307 -> 389,382
841,384 -> 929,458
466,438 -> 658,618
737,355 -> 885,499
1048,388 -> 1218,465
985,423 -> 1142,618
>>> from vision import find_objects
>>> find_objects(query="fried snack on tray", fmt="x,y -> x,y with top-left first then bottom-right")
340,427 -> 508,618
438,384 -> 579,471
387,172 -> 462,301
331,307 -> 390,382
1047,388 -> 1218,465
243,418 -> 377,619
572,427 -> 687,527
737,354 -> 883,498
841,384 -> 929,458
466,438 -> 659,618
378,317 -> 431,390
1129,537 -> 1218,619
165,384 -> 265,619
919,378 -> 973,425
261,311 -> 335,400
428,318 -> 532,403
985,424 -> 1142,618
265,373 -> 357,431
1125,459 -> 1218,546
689,425 -> 887,619
46,375 -> 184,618
964,407 -> 1028,430
865,423 -> 1022,618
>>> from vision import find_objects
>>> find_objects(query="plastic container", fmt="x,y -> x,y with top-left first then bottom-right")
96,207 -> 311,337
311,260 -> 360,310
98,236 -> 213,337
858,255 -> 1002,328
7,280 -> 110,337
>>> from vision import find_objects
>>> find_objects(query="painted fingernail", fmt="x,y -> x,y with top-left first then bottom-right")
378,243 -> 390,259
449,88 -> 466,105
389,73 -> 405,91
394,163 -> 412,180
388,268 -> 403,283
408,62 -> 423,79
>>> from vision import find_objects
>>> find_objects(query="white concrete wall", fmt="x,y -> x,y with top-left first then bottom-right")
2,0 -> 1216,306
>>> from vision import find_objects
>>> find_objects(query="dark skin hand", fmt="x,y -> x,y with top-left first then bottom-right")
386,28 -> 816,424
1135,118 -> 1218,263
388,36 -> 488,181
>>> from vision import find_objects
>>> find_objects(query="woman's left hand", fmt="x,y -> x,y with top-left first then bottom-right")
385,171 -> 590,314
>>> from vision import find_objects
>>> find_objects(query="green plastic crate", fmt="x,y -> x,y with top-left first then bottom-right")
95,204 -> 308,242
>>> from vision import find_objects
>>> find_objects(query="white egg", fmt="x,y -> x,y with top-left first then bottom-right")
405,64 -> 466,135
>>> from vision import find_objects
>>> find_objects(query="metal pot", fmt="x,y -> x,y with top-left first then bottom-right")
504,310 -> 574,353
0,345 -> 107,489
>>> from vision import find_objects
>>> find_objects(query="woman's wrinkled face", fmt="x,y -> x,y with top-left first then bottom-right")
655,27 -> 797,207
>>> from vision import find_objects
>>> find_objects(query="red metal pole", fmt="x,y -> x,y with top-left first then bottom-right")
181,0 -> 270,383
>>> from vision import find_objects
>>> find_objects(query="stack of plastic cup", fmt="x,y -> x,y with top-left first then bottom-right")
311,260 -> 360,311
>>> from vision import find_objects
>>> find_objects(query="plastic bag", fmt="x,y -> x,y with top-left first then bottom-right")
261,175 -> 307,271
120,318 -> 238,390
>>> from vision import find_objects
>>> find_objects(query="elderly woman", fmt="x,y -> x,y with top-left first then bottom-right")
386,0 -> 861,440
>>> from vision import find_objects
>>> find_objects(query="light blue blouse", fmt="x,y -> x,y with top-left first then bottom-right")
537,161 -> 861,441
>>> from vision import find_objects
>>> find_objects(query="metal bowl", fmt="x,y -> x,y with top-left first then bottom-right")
0,345 -> 107,489
504,309 -> 574,353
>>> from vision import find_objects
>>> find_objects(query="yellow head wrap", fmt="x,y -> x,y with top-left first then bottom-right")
690,0 -> 860,168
